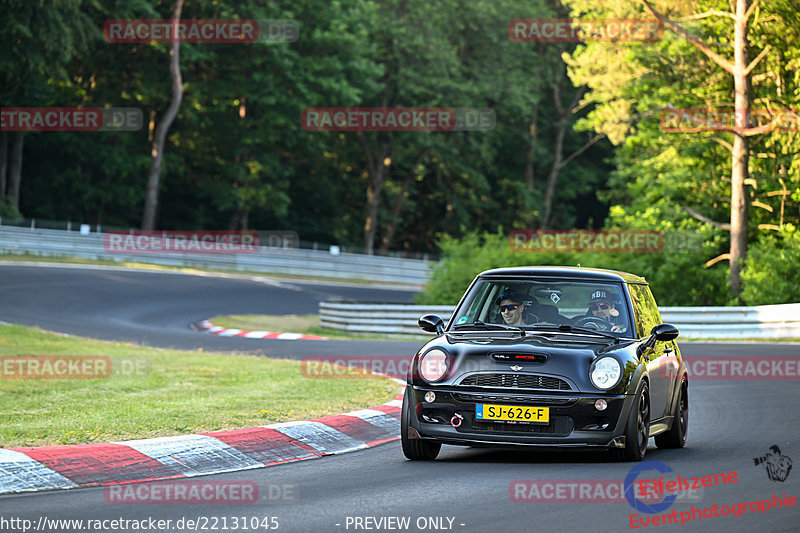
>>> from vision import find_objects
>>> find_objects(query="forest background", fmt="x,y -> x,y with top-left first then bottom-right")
1,0 -> 798,306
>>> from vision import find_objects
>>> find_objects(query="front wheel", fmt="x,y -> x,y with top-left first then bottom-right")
401,389 -> 441,460
612,382 -> 650,462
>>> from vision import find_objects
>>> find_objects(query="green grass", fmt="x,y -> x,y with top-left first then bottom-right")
210,314 -> 431,341
0,324 -> 400,448
211,314 -> 321,333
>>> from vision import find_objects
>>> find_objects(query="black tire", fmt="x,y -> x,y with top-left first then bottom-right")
401,390 -> 441,460
612,382 -> 650,462
655,379 -> 688,449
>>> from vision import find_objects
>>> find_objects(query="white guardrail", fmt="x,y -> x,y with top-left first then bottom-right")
0,226 -> 432,284
319,302 -> 800,339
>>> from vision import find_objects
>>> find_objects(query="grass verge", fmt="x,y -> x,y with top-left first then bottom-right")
0,324 -> 400,448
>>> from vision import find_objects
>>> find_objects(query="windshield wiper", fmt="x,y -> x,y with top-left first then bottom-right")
528,324 -> 619,343
452,321 -> 526,335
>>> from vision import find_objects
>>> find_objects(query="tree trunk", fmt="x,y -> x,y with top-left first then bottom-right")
541,118 -> 566,229
8,132 -> 24,210
379,150 -> 427,253
141,0 -> 185,230
729,0 -> 751,298
524,103 -> 539,191
363,160 -> 388,255
0,132 -> 7,200
228,207 -> 249,230
379,168 -> 419,254
360,131 -> 392,255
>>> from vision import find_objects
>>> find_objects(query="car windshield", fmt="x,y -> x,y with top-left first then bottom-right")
450,278 -> 633,337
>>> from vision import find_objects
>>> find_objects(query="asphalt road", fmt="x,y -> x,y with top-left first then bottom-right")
3,376 -> 798,533
1,263 -> 798,533
0,263 -> 422,357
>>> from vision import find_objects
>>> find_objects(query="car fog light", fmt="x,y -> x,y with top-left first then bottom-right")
424,391 -> 436,403
595,399 -> 608,411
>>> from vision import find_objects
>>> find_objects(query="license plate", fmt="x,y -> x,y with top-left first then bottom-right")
475,404 -> 549,424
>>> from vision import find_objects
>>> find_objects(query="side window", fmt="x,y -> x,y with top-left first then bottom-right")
627,283 -> 662,338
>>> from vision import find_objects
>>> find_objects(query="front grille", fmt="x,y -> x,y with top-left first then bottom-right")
453,392 -> 574,405
459,373 -> 571,391
469,416 -> 573,436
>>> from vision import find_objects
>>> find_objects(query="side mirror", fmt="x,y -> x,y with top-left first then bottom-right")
652,323 -> 679,342
637,323 -> 679,356
418,314 -> 445,335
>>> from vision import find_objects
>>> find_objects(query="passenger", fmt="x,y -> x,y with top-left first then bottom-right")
585,290 -> 626,332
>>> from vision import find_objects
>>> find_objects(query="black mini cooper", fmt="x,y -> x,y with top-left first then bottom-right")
402,266 -> 688,461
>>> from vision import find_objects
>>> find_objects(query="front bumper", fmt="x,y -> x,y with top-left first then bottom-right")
407,385 -> 634,448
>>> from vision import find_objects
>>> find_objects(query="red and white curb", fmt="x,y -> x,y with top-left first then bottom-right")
0,394 -> 404,494
193,319 -> 327,340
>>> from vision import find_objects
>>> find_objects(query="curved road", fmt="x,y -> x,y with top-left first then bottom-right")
0,263 -> 798,533
0,263 -> 422,357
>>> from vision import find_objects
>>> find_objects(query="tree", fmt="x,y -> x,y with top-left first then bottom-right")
640,0 -> 770,297
563,0 -> 798,300
141,0 -> 185,230
0,0 -> 98,212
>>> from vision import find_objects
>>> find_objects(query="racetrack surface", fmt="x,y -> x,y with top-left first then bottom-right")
3,376 -> 798,533
0,263 -> 422,357
1,263 -> 798,532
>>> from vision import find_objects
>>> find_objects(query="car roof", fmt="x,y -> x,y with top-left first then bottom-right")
477,265 -> 646,283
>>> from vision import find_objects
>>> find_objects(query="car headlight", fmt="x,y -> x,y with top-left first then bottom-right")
419,349 -> 448,382
590,357 -> 621,390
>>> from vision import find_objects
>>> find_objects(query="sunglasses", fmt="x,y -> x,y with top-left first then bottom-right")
499,304 -> 520,312
590,302 -> 611,310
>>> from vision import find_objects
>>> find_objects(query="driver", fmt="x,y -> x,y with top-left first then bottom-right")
496,290 -> 526,326
585,290 -> 626,333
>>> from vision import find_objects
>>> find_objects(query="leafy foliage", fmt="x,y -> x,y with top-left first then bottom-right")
415,231 -> 728,306
3,0 -> 614,251
2,0 -> 798,304
740,225 -> 800,305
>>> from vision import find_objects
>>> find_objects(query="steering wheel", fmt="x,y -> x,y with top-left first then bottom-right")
573,316 -> 611,331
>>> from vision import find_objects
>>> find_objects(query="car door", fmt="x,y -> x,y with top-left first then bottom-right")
627,283 -> 670,420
